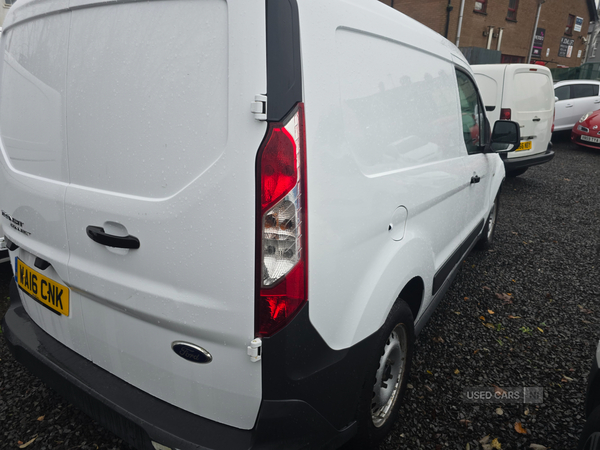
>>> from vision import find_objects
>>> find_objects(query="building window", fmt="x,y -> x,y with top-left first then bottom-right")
474,0 -> 487,14
501,54 -> 525,64
507,0 -> 518,21
565,14 -> 575,36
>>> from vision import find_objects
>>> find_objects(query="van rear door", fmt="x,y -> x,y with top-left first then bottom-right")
3,0 -> 267,430
62,0 -> 267,429
504,66 -> 553,159
0,7 -> 92,360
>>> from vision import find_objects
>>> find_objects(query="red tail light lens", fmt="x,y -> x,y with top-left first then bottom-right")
552,108 -> 555,133
500,108 -> 511,120
256,104 -> 307,337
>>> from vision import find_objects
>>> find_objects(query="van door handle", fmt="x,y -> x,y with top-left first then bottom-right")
565,104 -> 573,108
86,226 -> 140,249
533,118 -> 541,122
470,175 -> 481,184
594,100 -> 600,103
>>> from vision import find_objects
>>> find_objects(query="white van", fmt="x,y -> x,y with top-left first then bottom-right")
473,64 -> 555,177
0,1 -> 519,449
0,224 -> 8,264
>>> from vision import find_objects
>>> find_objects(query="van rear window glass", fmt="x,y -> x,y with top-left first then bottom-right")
473,73 -> 497,110
66,0 -> 228,198
514,73 -> 553,112
0,14 -> 71,182
456,70 -> 483,155
571,84 -> 599,99
554,85 -> 570,101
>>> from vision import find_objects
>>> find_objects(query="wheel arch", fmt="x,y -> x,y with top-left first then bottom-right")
397,276 -> 424,322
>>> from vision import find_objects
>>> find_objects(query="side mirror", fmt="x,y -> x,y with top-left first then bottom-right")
488,120 -> 521,153
555,96 -> 559,102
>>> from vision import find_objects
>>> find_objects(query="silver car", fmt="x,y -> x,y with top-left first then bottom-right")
554,80 -> 600,132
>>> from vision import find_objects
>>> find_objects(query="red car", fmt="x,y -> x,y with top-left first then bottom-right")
572,110 -> 600,149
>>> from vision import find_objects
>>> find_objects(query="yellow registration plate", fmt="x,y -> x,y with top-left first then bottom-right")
16,258 -> 69,316
516,141 -> 532,151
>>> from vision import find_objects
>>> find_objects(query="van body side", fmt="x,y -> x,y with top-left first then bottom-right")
1,1 -> 508,449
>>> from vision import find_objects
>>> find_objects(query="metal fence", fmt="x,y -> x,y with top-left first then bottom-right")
550,63 -> 600,82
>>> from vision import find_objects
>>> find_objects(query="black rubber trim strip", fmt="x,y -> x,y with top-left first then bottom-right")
433,219 -> 484,295
34,257 -> 51,270
2,279 -> 353,450
266,0 -> 303,121
503,147 -> 555,171
86,226 -> 140,249
5,236 -> 18,251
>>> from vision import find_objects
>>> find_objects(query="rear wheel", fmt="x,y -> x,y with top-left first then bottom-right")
351,300 -> 414,449
476,196 -> 498,251
578,405 -> 600,450
507,167 -> 528,177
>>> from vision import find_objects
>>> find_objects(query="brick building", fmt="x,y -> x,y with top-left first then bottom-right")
380,0 -> 598,68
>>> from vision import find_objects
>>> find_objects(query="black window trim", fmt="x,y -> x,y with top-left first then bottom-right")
455,66 -> 489,153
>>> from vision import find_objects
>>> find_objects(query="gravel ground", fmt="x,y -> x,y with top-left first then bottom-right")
1,134 -> 599,450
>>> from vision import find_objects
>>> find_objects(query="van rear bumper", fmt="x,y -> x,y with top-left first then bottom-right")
2,279 -> 355,450
503,143 -> 555,172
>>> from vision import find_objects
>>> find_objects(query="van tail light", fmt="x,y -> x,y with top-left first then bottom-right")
500,108 -> 511,120
552,108 -> 555,133
256,103 -> 307,337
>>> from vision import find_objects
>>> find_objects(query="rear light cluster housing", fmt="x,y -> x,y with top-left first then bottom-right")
500,108 -> 511,121
256,104 -> 307,337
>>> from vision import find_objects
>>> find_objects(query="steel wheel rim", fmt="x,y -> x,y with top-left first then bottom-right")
487,201 -> 497,240
371,323 -> 408,428
584,432 -> 600,450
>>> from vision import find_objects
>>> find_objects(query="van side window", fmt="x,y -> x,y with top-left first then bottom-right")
456,70 -> 484,155
554,85 -> 570,101
571,84 -> 599,99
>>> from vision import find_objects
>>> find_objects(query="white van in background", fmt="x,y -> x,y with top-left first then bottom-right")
473,64 -> 555,177
0,1 -> 520,449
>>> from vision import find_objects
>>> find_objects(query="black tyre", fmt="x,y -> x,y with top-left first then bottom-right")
507,167 -> 528,177
350,300 -> 414,449
579,405 -> 600,450
476,196 -> 498,251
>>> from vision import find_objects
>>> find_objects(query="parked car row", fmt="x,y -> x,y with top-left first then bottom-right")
0,0 -> 595,449
550,79 -> 600,150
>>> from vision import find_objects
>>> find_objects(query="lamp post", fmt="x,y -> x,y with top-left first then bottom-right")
528,0 -> 545,64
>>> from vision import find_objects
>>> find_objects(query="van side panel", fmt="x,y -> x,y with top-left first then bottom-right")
298,0 -> 471,350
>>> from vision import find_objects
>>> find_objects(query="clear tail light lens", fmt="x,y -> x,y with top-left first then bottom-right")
256,104 -> 307,337
500,108 -> 511,120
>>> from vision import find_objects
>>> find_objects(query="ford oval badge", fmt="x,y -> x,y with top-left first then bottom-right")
171,341 -> 213,364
